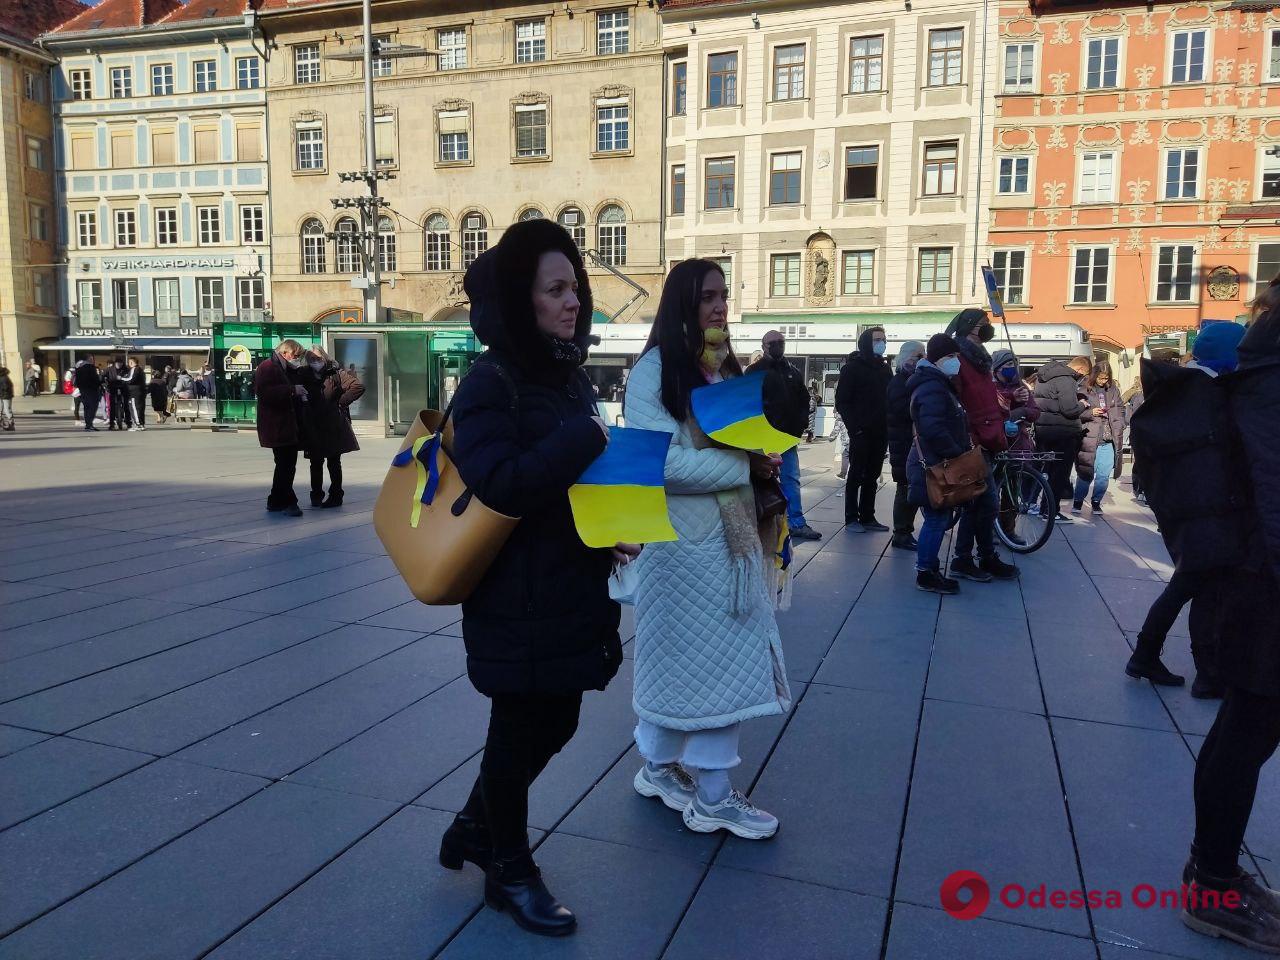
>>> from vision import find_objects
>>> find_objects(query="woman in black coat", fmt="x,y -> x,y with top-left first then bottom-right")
886,339 -> 925,550
440,219 -> 631,938
1033,360 -> 1091,520
1182,293 -> 1280,949
300,347 -> 364,508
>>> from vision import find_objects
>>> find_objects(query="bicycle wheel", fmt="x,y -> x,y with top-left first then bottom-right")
995,462 -> 1056,553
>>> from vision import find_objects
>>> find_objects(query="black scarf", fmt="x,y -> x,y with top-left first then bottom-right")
544,334 -> 584,372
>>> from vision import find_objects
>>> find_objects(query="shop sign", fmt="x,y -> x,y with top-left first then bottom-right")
225,344 -> 253,371
101,257 -> 236,271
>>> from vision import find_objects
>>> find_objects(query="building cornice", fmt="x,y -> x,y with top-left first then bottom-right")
41,19 -> 258,52
0,32 -> 58,64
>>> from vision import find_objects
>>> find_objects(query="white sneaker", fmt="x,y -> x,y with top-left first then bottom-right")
633,764 -> 696,813
683,789 -> 778,840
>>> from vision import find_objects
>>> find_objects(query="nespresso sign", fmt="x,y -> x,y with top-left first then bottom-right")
101,257 -> 236,270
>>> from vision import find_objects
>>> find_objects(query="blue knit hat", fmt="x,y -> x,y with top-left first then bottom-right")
1192,322 -> 1246,374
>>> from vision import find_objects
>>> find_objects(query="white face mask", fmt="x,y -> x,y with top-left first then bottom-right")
938,356 -> 962,377
872,341 -> 887,356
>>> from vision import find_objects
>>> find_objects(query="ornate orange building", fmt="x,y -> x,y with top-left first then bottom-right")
991,0 -> 1280,353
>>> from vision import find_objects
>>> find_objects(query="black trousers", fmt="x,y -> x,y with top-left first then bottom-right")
268,445 -> 299,509
309,455 -> 343,498
460,692 -> 583,859
81,390 -> 100,428
892,482 -> 917,537
1193,685 -> 1280,877
1134,570 -> 1219,677
845,433 -> 887,524
109,389 -> 133,428
1037,430 -> 1080,514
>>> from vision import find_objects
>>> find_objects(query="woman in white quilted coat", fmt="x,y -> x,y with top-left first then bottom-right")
623,259 -> 791,840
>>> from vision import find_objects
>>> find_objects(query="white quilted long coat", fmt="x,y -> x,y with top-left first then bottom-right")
624,350 -> 792,731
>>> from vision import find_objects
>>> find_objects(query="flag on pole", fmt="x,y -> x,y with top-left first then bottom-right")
569,427 -> 678,549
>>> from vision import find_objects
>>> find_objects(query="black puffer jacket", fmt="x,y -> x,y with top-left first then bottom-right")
451,228 -> 620,697
886,369 -> 914,483
1033,361 -> 1089,434
834,329 -> 892,437
905,362 -> 970,508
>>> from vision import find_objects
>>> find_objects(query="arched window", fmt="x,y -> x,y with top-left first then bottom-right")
518,207 -> 544,222
557,206 -> 585,251
424,214 -> 451,271
461,211 -> 488,266
301,218 -> 326,274
334,217 -> 359,274
597,204 -> 626,266
376,215 -> 397,272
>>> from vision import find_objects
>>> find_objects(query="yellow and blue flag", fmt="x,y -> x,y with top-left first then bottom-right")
691,372 -> 801,454
569,427 -> 678,549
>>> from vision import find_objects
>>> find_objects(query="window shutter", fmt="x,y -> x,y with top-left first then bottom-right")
111,132 -> 132,167
438,110 -> 468,133
152,131 -> 175,165
194,128 -> 218,163
71,135 -> 94,169
236,126 -> 262,161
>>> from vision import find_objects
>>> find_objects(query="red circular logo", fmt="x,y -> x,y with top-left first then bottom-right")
940,870 -> 991,920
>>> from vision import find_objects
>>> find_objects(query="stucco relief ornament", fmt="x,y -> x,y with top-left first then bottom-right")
1130,120 -> 1152,145
1215,59 -> 1235,84
1051,21 -> 1071,44
1204,230 -> 1228,255
1126,229 -> 1144,252
1208,178 -> 1228,201
1221,10 -> 1237,31
446,274 -> 466,304
816,150 -> 831,170
1047,125 -> 1068,150
1233,119 -> 1253,144
1229,179 -> 1251,202
1242,13 -> 1260,34
1207,267 -> 1238,299
1044,181 -> 1066,206
1043,209 -> 1062,226
1136,12 -> 1158,37
1211,117 -> 1232,142
1238,88 -> 1256,109
1134,64 -> 1157,88
1133,90 -> 1153,110
1130,206 -> 1147,223
1040,232 -> 1060,256
1215,86 -> 1233,107
1050,97 -> 1067,116
1231,227 -> 1248,250
1239,61 -> 1257,86
1127,179 -> 1151,203
1049,72 -> 1070,94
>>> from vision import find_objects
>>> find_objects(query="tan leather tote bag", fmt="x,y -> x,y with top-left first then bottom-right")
914,437 -> 989,510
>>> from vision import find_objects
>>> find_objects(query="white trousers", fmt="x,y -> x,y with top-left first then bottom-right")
634,719 -> 741,771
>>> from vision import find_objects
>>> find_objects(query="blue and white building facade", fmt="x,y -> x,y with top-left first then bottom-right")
44,11 -> 271,369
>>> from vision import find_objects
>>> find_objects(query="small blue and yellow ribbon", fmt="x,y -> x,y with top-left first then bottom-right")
390,432 -> 443,528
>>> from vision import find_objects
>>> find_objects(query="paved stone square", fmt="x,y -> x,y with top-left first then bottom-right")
0,408 -> 1273,960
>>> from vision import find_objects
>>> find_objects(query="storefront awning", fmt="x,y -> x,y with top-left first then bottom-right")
37,336 -> 211,352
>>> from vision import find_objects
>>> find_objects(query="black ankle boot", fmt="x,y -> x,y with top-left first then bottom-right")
438,814 -> 491,871
1125,652 -> 1186,687
320,493 -> 343,508
1191,672 -> 1225,700
309,490 -> 325,506
484,853 -> 576,937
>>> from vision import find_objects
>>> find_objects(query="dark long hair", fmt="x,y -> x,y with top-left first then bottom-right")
642,258 -> 742,420
1087,360 -> 1113,388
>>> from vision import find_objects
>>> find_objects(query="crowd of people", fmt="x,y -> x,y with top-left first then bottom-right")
61,358 -> 216,431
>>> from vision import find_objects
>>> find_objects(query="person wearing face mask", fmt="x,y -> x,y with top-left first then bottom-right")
1071,361 -> 1126,515
1033,357 -> 1092,522
991,350 -> 1040,543
835,326 -> 893,531
254,339 -> 307,517
299,345 -> 364,508
886,340 -> 926,550
624,258 -> 791,846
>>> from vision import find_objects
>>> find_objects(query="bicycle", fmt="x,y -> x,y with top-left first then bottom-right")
945,449 -> 1059,554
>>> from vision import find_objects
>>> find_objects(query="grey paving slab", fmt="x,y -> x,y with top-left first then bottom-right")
0,737 -> 152,830
0,782 -> 395,960
775,594 -> 856,683
0,596 -> 194,665
213,556 -> 398,614
811,613 -> 935,698
0,523 -> 90,551
171,639 -> 464,779
359,599 -> 462,634
884,902 -> 1097,960
664,866 -> 886,960
205,806 -> 480,960
896,700 -> 1088,936
289,676 -> 488,804
433,619 -> 465,638
1094,576 -> 1189,637
28,540 -> 265,593
715,684 -> 917,899
1146,636 -> 1221,737
0,615 -> 341,735
926,612 -> 1043,715
0,590 -> 110,631
0,724 -> 49,758
0,582 -> 61,604
439,832 -> 705,960
817,527 -> 894,558
71,623 -> 421,756
296,576 -> 416,623
8,536 -> 204,584
1073,541 -> 1162,581
173,549 -> 375,606
2,531 -> 164,571
0,759 -> 266,936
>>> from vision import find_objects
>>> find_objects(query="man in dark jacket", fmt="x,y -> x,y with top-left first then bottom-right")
941,309 -> 1017,582
254,340 -> 305,516
73,356 -> 102,431
886,339 -> 925,549
1034,359 -> 1090,520
835,327 -> 892,530
106,357 -> 133,431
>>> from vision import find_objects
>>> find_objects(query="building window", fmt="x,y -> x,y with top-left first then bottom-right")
114,209 -> 137,248
1269,28 -> 1280,83
1164,148 -> 1199,200
515,104 -> 548,158
29,203 -> 49,242
376,215 -> 397,271
1257,242 -> 1280,288
558,207 -> 585,250
997,155 -> 1030,195
461,213 -> 488,266
240,205 -> 265,244
922,141 -> 958,196
709,256 -> 733,290
707,52 -> 738,107
516,20 -> 547,63
197,278 -> 224,323
1072,246 -> 1110,303
1080,151 -> 1116,203
69,69 -> 92,100
770,254 -> 801,297
769,152 -> 802,205
111,278 -> 139,325
110,66 -> 132,98
991,249 -> 1026,305
849,35 -> 884,93
424,214 -> 451,271
154,278 -> 180,327
518,207 -> 545,221
33,271 -> 52,307
927,28 -> 964,87
597,10 -> 629,55
23,70 -> 45,102
438,110 -> 470,162
705,157 -> 736,209
1085,37 -> 1119,89
78,280 -> 103,327
371,35 -> 393,77
151,63 -> 174,96
1171,30 -> 1207,84
917,247 -> 954,294
373,113 -> 395,167
596,101 -> 629,153
237,276 -> 266,317
295,122 -> 325,170
672,61 -> 687,115
844,145 -> 879,200
197,206 -> 221,244
237,57 -> 261,89
295,44 -> 321,84
1003,43 -> 1035,92
597,205 -> 627,266
842,250 -> 874,295
301,219 -> 326,273
773,44 -> 805,100
671,165 -> 685,214
155,208 -> 178,246
1155,245 -> 1196,302
193,60 -> 217,93
152,129 -> 176,165
438,28 -> 467,70
193,126 -> 219,164
236,124 -> 262,161
331,217 -> 359,273
1263,148 -> 1280,199
77,211 -> 97,248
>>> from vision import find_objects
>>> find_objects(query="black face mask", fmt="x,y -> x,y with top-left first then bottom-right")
978,323 -> 996,343
766,341 -> 785,360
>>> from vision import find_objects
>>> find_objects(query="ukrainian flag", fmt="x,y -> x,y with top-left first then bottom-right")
569,427 -> 678,549
692,372 -> 801,454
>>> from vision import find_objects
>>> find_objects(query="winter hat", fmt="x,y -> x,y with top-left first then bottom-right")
991,348 -> 1018,371
1192,321 -> 1246,374
945,308 -> 988,339
927,334 -> 961,364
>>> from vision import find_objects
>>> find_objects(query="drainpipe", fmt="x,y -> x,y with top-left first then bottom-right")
971,0 -> 991,298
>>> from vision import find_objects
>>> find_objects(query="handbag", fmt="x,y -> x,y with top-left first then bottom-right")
753,474 -> 788,523
914,435 -> 988,510
373,363 -> 520,606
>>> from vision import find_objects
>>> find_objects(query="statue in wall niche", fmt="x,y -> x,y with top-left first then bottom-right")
813,253 -> 830,298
